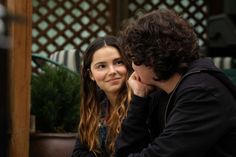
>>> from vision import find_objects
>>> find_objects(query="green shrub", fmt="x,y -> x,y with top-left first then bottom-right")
31,65 -> 80,133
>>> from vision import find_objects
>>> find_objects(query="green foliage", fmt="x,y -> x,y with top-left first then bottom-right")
31,65 -> 80,133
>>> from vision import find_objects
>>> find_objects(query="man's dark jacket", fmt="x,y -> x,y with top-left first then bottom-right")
115,57 -> 236,157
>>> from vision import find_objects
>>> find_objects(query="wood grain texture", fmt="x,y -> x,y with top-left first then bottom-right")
6,0 -> 32,157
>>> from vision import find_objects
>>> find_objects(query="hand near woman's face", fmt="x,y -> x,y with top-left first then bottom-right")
128,72 -> 154,97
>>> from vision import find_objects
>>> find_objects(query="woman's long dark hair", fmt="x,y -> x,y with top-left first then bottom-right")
78,35 -> 132,155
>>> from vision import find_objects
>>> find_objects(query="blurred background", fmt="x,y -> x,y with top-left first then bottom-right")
29,0 -> 236,71
1,0 -> 236,157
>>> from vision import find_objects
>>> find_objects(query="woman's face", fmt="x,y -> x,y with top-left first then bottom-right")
90,46 -> 127,95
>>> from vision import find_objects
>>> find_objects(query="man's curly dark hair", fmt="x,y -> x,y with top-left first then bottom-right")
118,9 -> 200,80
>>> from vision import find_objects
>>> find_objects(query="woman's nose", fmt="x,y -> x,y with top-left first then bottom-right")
108,65 -> 116,74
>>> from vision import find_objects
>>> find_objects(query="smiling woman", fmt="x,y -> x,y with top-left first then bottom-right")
71,35 -> 133,157
89,46 -> 128,98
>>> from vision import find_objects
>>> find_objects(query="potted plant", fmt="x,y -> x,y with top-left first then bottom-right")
30,64 -> 80,157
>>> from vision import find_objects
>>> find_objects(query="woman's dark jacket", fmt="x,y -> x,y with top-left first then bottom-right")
115,57 -> 236,157
71,138 -> 109,157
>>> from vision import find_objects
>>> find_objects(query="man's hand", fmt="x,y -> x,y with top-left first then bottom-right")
128,72 -> 154,97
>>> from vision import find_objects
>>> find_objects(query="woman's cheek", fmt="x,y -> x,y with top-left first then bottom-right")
92,71 -> 106,82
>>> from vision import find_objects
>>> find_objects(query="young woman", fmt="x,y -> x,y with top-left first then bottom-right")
71,35 -> 132,157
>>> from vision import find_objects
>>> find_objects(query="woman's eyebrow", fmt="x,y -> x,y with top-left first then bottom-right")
113,57 -> 122,61
93,61 -> 106,66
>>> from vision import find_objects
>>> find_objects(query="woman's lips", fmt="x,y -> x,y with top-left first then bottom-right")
106,78 -> 121,82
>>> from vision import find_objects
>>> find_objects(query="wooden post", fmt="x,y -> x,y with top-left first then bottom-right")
0,3 -> 10,157
6,0 -> 32,157
110,0 -> 129,35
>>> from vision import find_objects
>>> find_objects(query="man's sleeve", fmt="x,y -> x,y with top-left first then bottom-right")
115,95 -> 151,157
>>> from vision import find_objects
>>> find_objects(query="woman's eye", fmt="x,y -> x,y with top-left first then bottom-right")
97,64 -> 106,69
115,60 -> 124,65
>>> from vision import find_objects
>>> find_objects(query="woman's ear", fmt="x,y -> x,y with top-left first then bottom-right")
88,69 -> 95,81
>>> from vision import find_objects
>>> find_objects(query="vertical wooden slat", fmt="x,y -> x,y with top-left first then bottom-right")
0,3 -> 10,157
111,0 -> 129,34
6,0 -> 32,157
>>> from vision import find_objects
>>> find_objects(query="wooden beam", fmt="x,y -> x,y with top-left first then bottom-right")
0,3 -> 10,157
110,0 -> 129,35
6,0 -> 32,157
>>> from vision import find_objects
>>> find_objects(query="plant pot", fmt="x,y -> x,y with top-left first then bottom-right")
30,133 -> 77,157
